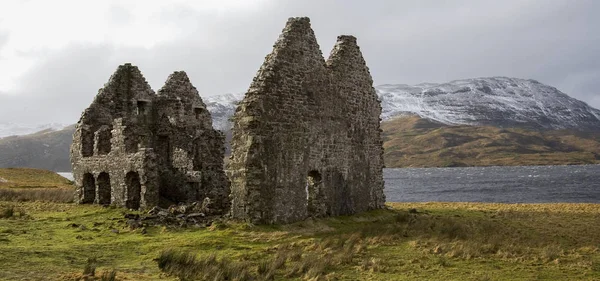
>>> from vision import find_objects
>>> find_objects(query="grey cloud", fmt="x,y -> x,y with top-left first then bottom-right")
107,4 -> 133,25
1,0 -> 599,125
0,31 -> 8,49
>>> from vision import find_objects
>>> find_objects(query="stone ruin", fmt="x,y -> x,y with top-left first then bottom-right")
70,65 -> 230,214
70,17 -> 385,224
228,17 -> 386,224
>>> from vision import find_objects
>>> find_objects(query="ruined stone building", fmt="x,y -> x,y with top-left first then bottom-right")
70,64 -> 230,212
228,17 -> 386,224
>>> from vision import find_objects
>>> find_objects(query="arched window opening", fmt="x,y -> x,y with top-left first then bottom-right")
97,172 -> 111,205
82,173 -> 95,203
125,171 -> 141,210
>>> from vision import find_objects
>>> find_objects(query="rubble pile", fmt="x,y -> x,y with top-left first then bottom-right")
124,198 -> 222,229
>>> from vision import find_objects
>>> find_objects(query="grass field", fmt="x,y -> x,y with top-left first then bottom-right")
0,168 -> 74,203
0,168 -> 73,189
1,201 -> 599,280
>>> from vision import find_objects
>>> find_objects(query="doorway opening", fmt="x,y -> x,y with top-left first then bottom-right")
82,173 -> 95,203
97,172 -> 111,205
306,170 -> 322,215
125,171 -> 141,209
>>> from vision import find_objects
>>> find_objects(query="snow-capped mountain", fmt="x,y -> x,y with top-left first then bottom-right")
4,77 -> 597,139
376,77 -> 600,131
0,122 -> 69,138
204,77 -> 600,132
204,93 -> 244,132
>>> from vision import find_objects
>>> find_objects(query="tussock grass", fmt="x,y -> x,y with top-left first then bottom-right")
0,187 -> 74,202
0,205 -> 28,219
157,250 -> 252,281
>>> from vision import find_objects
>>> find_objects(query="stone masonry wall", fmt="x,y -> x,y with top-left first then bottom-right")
71,64 -> 229,212
228,17 -> 385,224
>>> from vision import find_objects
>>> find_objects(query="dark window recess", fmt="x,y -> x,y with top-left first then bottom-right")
194,107 -> 203,119
97,128 -> 112,155
124,127 -> 139,153
137,101 -> 148,115
81,129 -> 94,157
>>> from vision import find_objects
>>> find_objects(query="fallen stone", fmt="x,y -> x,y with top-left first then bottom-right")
124,213 -> 140,220
147,206 -> 163,215
187,213 -> 205,218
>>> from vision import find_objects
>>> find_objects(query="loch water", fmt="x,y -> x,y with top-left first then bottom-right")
384,165 -> 600,203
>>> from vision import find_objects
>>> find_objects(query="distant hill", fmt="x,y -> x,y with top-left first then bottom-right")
0,126 -> 75,172
382,115 -> 600,168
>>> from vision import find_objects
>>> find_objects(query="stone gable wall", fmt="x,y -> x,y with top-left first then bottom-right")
228,17 -> 385,224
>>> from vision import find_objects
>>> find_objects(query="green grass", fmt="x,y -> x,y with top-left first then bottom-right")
0,168 -> 73,188
0,202 -> 599,280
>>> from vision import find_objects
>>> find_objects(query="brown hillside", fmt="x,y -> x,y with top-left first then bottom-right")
382,116 -> 600,168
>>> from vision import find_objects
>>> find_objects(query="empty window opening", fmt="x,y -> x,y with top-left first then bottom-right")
194,107 -> 204,119
157,135 -> 171,164
124,127 -> 139,154
81,129 -> 94,157
97,172 -> 111,205
82,173 -> 96,203
125,171 -> 141,210
136,100 -> 148,116
96,127 -> 112,155
306,170 -> 322,215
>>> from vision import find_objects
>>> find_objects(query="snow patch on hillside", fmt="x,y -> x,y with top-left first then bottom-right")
0,123 -> 68,138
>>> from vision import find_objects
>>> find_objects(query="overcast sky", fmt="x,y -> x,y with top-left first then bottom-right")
0,0 -> 598,125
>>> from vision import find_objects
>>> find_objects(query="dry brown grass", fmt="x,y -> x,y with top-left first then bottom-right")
156,250 -> 253,281
156,233 -> 372,281
0,168 -> 73,188
0,187 -> 74,203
